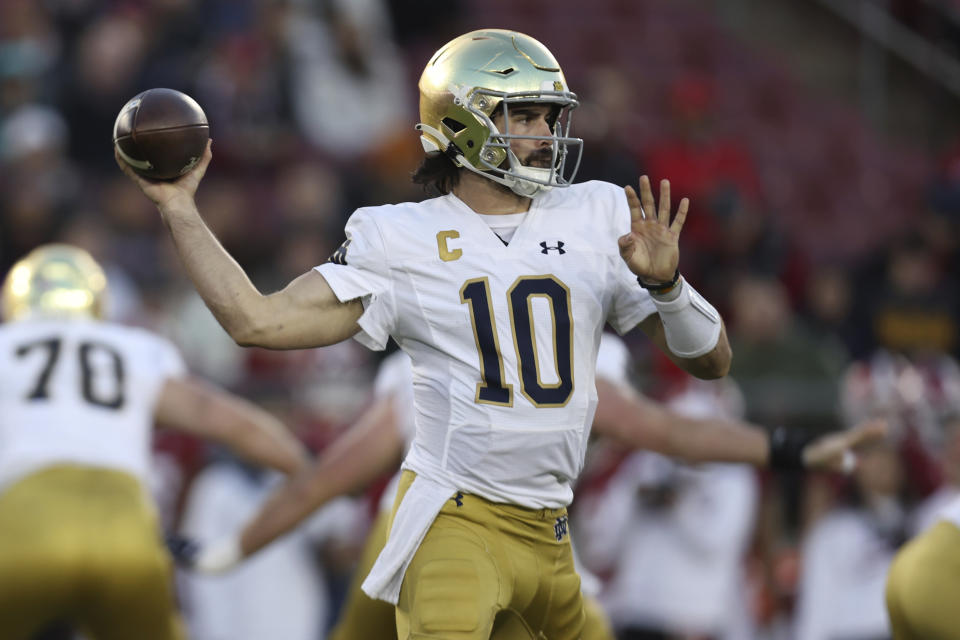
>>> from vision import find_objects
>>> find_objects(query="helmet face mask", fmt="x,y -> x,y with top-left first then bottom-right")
418,29 -> 584,197
1,244 -> 108,322
472,89 -> 582,196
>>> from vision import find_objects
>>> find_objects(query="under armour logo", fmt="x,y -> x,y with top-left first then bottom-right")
451,491 -> 464,507
540,241 -> 565,255
328,239 -> 351,265
554,515 -> 568,541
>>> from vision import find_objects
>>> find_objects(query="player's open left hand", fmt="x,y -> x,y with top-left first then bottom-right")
115,139 -> 212,211
802,419 -> 887,473
619,176 -> 688,285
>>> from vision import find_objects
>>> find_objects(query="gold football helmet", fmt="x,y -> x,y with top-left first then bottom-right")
1,244 -> 108,322
417,29 -> 582,197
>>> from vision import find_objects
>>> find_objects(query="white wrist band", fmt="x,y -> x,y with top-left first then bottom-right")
651,278 -> 722,358
195,536 -> 243,574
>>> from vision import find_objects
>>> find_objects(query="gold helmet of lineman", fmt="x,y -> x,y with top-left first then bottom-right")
1,244 -> 108,322
417,29 -> 583,197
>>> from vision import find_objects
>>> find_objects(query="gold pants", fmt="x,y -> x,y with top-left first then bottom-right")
330,504 -> 614,640
886,520 -> 960,640
383,471 -> 589,640
0,465 -> 185,640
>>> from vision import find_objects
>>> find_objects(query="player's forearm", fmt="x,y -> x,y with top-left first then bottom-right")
595,379 -> 766,464
238,452 -> 392,558
158,379 -> 309,473
227,413 -> 311,475
664,414 -> 768,466
239,400 -> 402,556
158,200 -> 268,342
638,299 -> 732,380
671,327 -> 732,380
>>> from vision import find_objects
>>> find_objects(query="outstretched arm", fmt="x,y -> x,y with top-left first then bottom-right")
593,377 -> 885,472
168,392 -> 406,573
117,142 -> 362,349
238,394 -> 404,557
155,376 -> 310,475
620,177 -> 731,379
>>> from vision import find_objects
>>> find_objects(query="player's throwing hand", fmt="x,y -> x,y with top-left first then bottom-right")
619,176 -> 689,286
115,139 -> 213,211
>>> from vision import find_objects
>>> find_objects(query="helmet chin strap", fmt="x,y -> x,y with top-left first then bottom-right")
415,123 -> 552,198
503,161 -> 553,198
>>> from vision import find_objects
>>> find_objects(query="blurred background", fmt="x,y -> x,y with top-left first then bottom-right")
3,0 -> 960,638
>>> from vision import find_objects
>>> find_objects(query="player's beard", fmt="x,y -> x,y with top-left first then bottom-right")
522,147 -> 553,168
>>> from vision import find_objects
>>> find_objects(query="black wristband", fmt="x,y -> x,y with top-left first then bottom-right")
637,268 -> 681,294
768,426 -> 815,471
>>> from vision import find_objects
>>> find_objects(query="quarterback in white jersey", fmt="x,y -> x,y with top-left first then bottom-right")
315,178 -> 658,509
122,28 -> 882,640
0,245 -> 308,640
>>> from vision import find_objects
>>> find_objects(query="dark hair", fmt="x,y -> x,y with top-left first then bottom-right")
412,152 -> 462,196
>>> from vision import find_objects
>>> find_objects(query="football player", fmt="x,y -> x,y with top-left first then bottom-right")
0,245 -> 309,640
120,29 -> 879,639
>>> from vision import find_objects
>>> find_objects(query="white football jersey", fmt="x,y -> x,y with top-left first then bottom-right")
373,350 -> 417,453
375,331 -> 631,513
0,318 -> 186,491
316,180 -> 656,508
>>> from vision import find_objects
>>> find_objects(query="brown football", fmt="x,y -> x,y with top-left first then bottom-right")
113,88 -> 209,181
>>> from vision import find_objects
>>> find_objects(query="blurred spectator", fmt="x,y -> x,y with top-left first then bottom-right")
0,0 -> 60,112
700,189 -> 808,307
193,1 -> 298,169
851,232 -> 959,358
283,0 -> 411,160
800,265 -> 856,362
639,73 -> 763,275
59,12 -> 147,169
728,275 -> 846,433
575,66 -> 644,188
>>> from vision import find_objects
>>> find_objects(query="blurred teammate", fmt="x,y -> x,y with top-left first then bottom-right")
121,29 -> 878,639
0,244 -> 309,640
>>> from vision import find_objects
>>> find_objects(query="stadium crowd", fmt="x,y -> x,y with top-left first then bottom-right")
2,0 -> 959,639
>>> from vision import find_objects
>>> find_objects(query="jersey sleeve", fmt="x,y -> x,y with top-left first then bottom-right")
313,208 -> 396,351
603,186 -> 658,334
596,332 -> 630,386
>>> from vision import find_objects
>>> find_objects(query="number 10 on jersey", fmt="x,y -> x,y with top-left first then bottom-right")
460,276 -> 574,408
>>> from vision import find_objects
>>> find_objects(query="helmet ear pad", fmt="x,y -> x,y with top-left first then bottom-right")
439,106 -> 506,170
